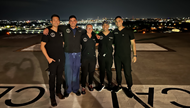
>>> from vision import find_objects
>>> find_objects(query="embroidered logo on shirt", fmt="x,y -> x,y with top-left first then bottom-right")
60,32 -> 63,36
78,30 -> 82,32
66,28 -> 71,33
109,37 -> 113,41
93,39 -> 96,42
100,36 -> 103,40
83,37 -> 88,42
50,32 -> 55,37
114,32 -> 118,34
122,34 -> 125,36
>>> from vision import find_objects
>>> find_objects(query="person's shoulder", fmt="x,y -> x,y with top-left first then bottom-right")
77,27 -> 82,30
113,28 -> 119,32
48,29 -> 54,34
59,25 -> 67,29
92,34 -> 97,38
58,28 -> 63,32
98,31 -> 103,35
124,27 -> 133,32
81,33 -> 87,37
112,29 -> 119,35
77,27 -> 83,32
109,31 -> 114,36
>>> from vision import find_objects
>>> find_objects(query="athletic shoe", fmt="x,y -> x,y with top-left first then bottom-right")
98,84 -> 105,92
128,89 -> 134,98
88,84 -> 94,91
74,90 -> 81,96
64,92 -> 69,97
113,85 -> 122,93
81,87 -> 86,94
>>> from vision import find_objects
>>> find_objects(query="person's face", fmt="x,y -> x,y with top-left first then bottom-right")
102,23 -> 109,31
50,17 -> 60,27
86,25 -> 93,33
69,18 -> 77,27
115,18 -> 123,27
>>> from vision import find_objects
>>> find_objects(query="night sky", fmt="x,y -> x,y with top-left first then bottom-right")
0,0 -> 190,20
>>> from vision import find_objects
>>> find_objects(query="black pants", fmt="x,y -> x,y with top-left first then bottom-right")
98,54 -> 113,84
81,58 -> 96,87
114,55 -> 132,89
49,59 -> 64,99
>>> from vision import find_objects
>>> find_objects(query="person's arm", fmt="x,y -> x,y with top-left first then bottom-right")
81,29 -> 86,35
58,25 -> 67,31
41,42 -> 55,64
92,31 -> 100,40
95,33 -> 99,46
41,35 -> 55,63
111,31 -> 115,46
96,43 -> 99,46
129,30 -> 137,63
43,26 -> 51,35
43,25 -> 67,35
131,39 -> 137,62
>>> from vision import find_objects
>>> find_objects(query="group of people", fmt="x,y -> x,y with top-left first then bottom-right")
41,14 -> 137,107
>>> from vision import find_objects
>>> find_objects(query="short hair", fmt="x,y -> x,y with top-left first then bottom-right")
51,14 -> 60,21
86,24 -> 93,28
114,16 -> 122,20
69,15 -> 77,20
102,20 -> 109,25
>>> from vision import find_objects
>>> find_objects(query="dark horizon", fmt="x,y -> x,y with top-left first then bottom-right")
0,0 -> 190,20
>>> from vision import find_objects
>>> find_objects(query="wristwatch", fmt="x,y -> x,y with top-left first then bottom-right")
133,55 -> 137,57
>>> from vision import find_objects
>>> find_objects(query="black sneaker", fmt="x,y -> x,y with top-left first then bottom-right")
51,99 -> 57,107
128,89 -> 134,98
75,90 -> 81,96
64,92 -> 69,97
81,87 -> 86,94
88,84 -> 94,91
56,93 -> 65,99
113,85 -> 122,93
107,83 -> 115,91
98,84 -> 105,92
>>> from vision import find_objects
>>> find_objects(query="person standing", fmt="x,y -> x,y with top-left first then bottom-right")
113,16 -> 137,98
44,15 -> 83,97
41,14 -> 65,107
97,21 -> 114,92
80,24 -> 98,94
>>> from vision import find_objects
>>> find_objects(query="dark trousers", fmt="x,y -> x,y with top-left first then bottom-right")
64,52 -> 81,93
81,58 -> 96,87
114,55 -> 133,89
49,59 -> 64,99
98,54 -> 113,84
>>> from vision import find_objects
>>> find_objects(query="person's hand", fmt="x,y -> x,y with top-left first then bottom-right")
96,34 -> 100,39
43,28 -> 49,35
47,58 -> 55,64
132,57 -> 137,63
